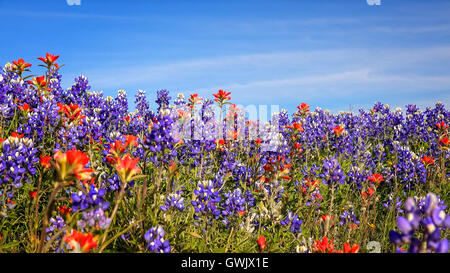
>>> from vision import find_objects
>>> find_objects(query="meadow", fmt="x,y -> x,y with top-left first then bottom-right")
0,53 -> 448,253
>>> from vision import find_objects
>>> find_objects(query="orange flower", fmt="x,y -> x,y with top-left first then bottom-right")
440,137 -> 449,146
53,148 -> 94,181
58,205 -> 72,215
255,138 -> 262,146
64,230 -> 97,253
188,93 -> 202,108
40,155 -> 52,168
11,132 -> 24,139
12,58 -> 32,74
297,103 -> 310,116
320,214 -> 333,225
227,130 -> 239,140
37,52 -> 59,67
435,121 -> 448,130
333,126 -> 344,137
28,75 -> 46,89
29,190 -> 37,198
124,135 -> 138,148
368,174 -> 384,184
58,103 -> 86,122
257,235 -> 267,252
313,236 -> 340,253
343,242 -> 360,253
361,187 -> 375,198
421,155 -> 435,166
213,89 -> 231,106
17,103 -> 32,114
286,122 -> 304,132
114,154 -> 141,183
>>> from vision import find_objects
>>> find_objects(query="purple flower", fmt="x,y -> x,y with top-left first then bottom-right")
144,226 -> 171,253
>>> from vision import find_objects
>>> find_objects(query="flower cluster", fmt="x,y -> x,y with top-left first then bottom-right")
389,193 -> 449,253
144,226 -> 171,253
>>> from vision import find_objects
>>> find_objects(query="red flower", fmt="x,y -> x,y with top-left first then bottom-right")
313,236 -> 340,253
11,132 -> 24,139
124,135 -> 138,148
216,139 -> 226,146
53,148 -> 94,181
12,58 -> 32,73
435,121 -> 448,130
114,154 -> 141,183
17,103 -> 32,113
227,130 -> 239,140
421,155 -> 435,166
188,93 -> 203,108
361,187 -> 375,198
37,52 -> 60,67
40,155 -> 52,168
257,235 -> 267,252
368,174 -> 384,184
333,126 -> 344,137
343,242 -> 360,253
321,214 -> 333,222
123,115 -> 132,125
296,103 -> 310,116
29,190 -> 37,198
440,137 -> 449,146
298,103 -> 310,112
213,89 -> 231,106
58,103 -> 86,122
108,140 -> 126,157
64,230 -> 97,253
58,205 -> 72,215
255,138 -> 262,146
286,122 -> 303,132
28,75 -> 47,89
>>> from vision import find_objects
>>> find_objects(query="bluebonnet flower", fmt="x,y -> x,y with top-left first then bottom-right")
339,209 -> 360,227
383,194 -> 404,214
191,180 -> 221,221
222,188 -> 246,225
389,193 -> 450,253
160,191 -> 185,211
134,89 -> 152,124
46,216 -> 66,240
320,157 -> 346,185
156,89 -> 171,112
77,208 -> 111,230
144,226 -> 171,253
46,216 -> 66,253
280,211 -> 303,234
0,135 -> 38,188
71,184 -> 109,212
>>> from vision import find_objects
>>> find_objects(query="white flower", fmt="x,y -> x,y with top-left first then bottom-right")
3,62 -> 14,72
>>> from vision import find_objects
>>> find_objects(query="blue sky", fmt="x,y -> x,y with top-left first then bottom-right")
1,0 -> 449,113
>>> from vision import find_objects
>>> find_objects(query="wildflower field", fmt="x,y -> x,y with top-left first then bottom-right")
0,53 -> 449,253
